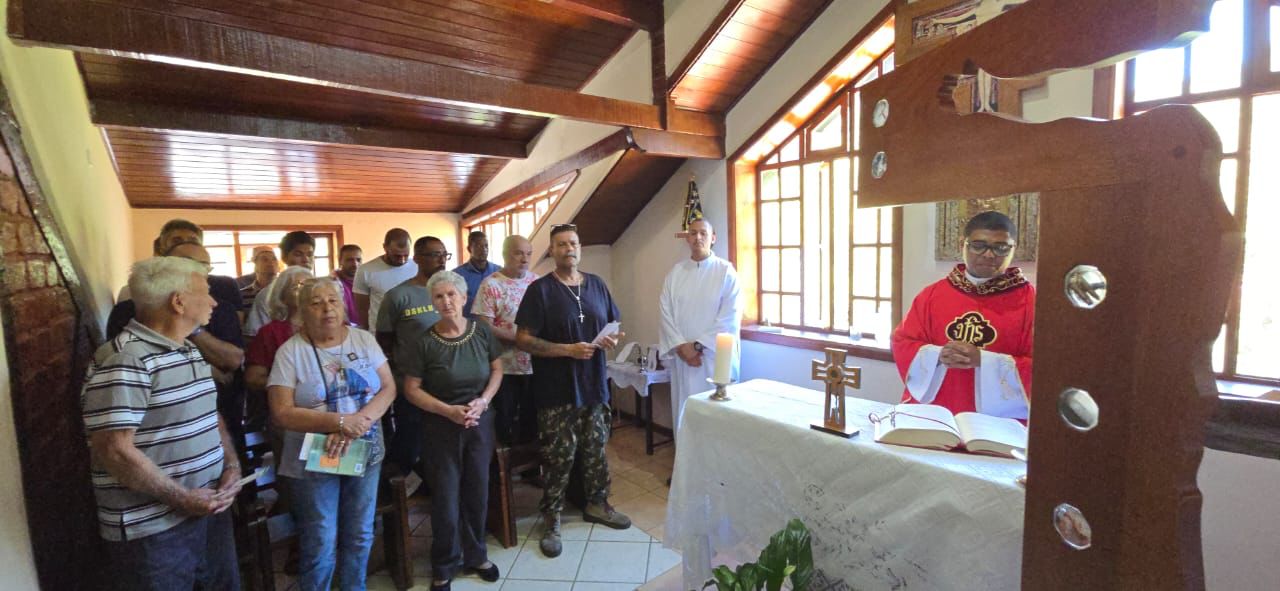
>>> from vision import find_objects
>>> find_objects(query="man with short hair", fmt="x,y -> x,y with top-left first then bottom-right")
473,235 -> 539,445
158,218 -> 202,254
118,219 -> 204,302
516,224 -> 630,558
82,256 -> 243,589
377,236 -> 449,480
354,228 -> 418,329
453,230 -> 501,318
658,218 -> 743,435
244,231 -> 317,337
892,211 -> 1036,419
237,245 -> 278,309
107,243 -> 249,464
334,244 -> 363,324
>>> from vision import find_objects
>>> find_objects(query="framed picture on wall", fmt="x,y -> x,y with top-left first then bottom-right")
935,193 -> 1039,263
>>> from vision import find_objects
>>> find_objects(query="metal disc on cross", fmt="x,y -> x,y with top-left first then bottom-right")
811,347 -> 861,438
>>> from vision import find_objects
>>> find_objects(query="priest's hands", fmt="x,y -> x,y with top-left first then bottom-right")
676,342 -> 703,367
940,341 -> 982,369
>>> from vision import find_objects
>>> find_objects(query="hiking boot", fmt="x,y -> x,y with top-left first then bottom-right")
583,501 -> 631,530
539,513 -> 562,558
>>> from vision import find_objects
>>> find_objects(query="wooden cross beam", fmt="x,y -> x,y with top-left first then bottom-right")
89,100 -> 532,160
859,1 -> 1238,588
7,0 -> 722,137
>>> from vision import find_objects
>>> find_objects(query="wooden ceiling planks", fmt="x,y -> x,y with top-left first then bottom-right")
107,128 -> 507,212
571,149 -> 685,246
25,0 -> 664,213
669,0 -> 835,113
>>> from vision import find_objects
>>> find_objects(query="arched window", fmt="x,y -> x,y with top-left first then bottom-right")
731,14 -> 899,356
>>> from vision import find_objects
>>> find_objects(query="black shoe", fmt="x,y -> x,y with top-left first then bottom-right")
430,581 -> 451,591
467,562 -> 500,582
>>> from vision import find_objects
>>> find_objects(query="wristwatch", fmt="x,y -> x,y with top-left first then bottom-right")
693,342 -> 705,353
189,326 -> 206,339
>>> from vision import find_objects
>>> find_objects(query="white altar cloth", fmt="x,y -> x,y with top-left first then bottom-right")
664,379 -> 1026,590
606,361 -> 669,397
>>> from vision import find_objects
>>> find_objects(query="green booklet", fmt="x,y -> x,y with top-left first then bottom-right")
300,433 -> 372,476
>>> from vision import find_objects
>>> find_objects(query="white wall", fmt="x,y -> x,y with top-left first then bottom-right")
0,322 -> 38,590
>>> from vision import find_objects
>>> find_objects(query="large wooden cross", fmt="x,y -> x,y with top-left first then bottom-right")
811,347 -> 861,438
859,0 -> 1237,588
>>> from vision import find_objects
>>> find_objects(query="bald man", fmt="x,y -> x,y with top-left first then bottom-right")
473,235 -> 539,445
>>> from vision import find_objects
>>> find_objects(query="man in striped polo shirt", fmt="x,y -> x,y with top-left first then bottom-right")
81,256 -> 244,589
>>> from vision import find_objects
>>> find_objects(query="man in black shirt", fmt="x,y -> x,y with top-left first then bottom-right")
515,224 -> 630,558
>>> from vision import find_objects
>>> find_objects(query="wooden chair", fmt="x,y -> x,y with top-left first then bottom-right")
487,443 -> 541,548
245,470 -> 415,590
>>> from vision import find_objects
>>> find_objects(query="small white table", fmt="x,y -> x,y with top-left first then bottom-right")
665,379 -> 1026,590
606,361 -> 671,455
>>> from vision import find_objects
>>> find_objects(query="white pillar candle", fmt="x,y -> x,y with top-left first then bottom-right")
713,332 -> 734,384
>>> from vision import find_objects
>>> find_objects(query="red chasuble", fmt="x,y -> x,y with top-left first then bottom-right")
891,264 -> 1035,418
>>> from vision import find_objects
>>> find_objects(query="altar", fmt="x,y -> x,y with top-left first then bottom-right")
664,379 -> 1026,590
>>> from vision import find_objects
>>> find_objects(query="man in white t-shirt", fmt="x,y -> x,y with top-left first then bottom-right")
473,235 -> 538,446
353,228 -> 418,329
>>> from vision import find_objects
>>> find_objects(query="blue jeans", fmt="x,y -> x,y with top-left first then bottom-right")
287,462 -> 382,591
105,511 -> 238,591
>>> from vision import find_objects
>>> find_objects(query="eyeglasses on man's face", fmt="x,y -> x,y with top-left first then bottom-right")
965,240 -> 1015,257
422,251 -> 452,260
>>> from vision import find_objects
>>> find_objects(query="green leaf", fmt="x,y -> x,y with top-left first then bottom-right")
708,566 -> 738,591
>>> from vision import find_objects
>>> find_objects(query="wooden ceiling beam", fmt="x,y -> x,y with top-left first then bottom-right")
9,0 -> 721,136
461,129 -> 634,220
628,128 -> 723,159
90,100 -> 530,159
539,0 -> 663,31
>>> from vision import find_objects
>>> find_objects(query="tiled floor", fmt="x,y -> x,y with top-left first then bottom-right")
272,424 -> 681,591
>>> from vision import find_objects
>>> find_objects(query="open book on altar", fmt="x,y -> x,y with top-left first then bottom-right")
872,404 -> 1027,458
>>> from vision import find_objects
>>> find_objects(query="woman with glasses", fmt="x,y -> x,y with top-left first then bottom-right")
889,211 -> 1036,420
267,277 -> 395,590
401,270 -> 503,591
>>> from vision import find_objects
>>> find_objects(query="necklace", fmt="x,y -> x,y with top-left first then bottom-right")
557,272 -> 585,323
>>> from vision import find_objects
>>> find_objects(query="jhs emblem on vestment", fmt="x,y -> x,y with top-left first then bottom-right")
946,311 -> 998,347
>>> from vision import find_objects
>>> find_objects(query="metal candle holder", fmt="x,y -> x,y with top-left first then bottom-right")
706,377 -> 733,402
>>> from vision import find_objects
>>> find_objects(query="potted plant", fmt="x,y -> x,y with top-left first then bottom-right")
701,519 -> 814,591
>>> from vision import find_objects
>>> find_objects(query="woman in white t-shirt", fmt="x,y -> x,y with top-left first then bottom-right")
267,277 -> 395,591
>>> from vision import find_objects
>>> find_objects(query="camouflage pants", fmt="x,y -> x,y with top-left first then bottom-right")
538,403 -> 611,515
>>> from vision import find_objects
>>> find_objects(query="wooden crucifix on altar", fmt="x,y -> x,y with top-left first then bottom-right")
811,347 -> 861,438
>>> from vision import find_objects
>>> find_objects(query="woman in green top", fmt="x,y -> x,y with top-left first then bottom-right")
402,271 -> 503,591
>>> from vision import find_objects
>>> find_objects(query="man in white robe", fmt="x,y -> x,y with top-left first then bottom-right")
659,219 -> 743,435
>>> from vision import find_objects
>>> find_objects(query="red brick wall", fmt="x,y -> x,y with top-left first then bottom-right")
0,139 -> 104,588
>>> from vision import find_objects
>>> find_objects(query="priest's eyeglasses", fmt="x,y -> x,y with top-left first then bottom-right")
965,240 -> 1016,257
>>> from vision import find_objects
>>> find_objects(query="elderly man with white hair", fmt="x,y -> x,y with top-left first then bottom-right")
80,256 -> 243,590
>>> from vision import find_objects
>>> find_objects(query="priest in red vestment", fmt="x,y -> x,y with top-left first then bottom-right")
891,211 -> 1035,419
